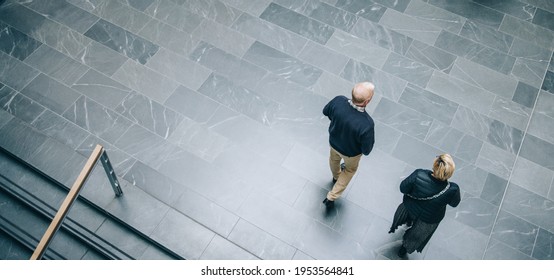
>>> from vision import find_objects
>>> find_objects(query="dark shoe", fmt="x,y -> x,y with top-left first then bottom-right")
322,198 -> 335,209
397,246 -> 407,258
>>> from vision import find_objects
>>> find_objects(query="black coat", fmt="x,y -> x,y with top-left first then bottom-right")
401,169 -> 461,224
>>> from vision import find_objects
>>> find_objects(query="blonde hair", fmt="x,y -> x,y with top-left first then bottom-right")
432,154 -> 455,181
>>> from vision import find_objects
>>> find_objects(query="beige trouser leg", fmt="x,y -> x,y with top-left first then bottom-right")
327,147 -> 362,201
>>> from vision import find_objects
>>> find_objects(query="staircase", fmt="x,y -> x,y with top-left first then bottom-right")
0,122 -> 183,260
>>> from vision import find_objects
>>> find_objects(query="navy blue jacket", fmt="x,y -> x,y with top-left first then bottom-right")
323,96 -> 375,157
401,169 -> 461,224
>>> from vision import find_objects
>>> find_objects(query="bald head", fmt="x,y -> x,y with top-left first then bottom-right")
351,82 -> 374,106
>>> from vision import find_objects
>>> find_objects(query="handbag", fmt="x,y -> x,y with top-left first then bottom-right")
405,182 -> 450,201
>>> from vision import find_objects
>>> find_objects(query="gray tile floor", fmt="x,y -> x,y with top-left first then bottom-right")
1,0 -> 554,260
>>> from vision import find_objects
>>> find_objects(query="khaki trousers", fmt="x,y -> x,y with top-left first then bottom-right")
327,146 -> 362,201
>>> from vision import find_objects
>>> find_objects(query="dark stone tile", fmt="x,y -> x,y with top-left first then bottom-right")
405,40 -> 457,73
197,73 -> 279,126
88,0 -> 151,34
527,110 -> 554,145
76,134 -> 136,178
382,53 -> 434,88
460,20 -> 514,53
533,228 -> 554,259
533,8 -> 554,31
164,86 -> 219,123
200,235 -> 258,260
492,210 -> 538,256
237,190 -> 312,245
297,41 -> 349,75
427,0 -> 505,28
63,96 -> 133,144
509,38 -> 551,88
449,160 -> 489,197
379,9 -> 443,46
146,48 -> 211,91
121,0 -> 155,11
543,70 -> 554,94
30,109 -> 89,150
0,88 -> 45,123
404,0 -> 466,33
455,134 -> 483,164
0,2 -> 47,35
112,60 -> 179,104
511,157 -> 553,197
106,182 -> 171,236
0,108 -> 13,129
502,183 -> 554,232
340,59 -> 407,102
115,92 -> 183,139
71,69 -> 132,110
144,0 -> 204,33
22,0 -> 99,33
480,173 -> 508,206
228,219 -> 296,260
0,230 -> 31,260
0,51 -> 40,91
500,15 -> 554,51
425,121 -> 464,154
521,0 -> 554,13
373,97 -> 433,140
76,41 -> 128,76
243,41 -> 323,88
27,136 -> 88,187
231,12 -> 308,56
372,0 -> 411,12
473,0 -> 536,21
392,134 -> 443,170
214,143 -> 305,206
189,41 -> 267,89
0,22 -> 42,61
512,81 -> 539,108
476,142 -> 517,179
519,133 -> 554,171
138,17 -> 198,57
486,120 -> 524,154
350,18 -> 413,55
207,106 -> 294,165
94,219 -> 150,259
293,220 -> 373,259
325,30 -> 390,70
170,0 -> 241,26
172,187 -> 239,237
308,1 -> 358,32
448,195 -> 499,235
535,90 -> 554,118
484,239 -> 535,260
434,31 -> 516,75
24,45 -> 88,87
334,0 -> 387,22
84,19 -> 159,64
425,218 -> 488,259
155,148 -> 249,212
139,245 -> 176,260
20,73 -> 81,115
260,3 -> 335,44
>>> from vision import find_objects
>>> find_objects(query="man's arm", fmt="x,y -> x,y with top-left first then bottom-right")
361,126 -> 375,155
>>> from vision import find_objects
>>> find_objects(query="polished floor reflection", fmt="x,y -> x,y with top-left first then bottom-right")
1,0 -> 554,260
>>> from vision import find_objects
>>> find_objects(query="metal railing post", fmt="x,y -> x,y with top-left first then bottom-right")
30,144 -> 123,260
100,150 -> 123,197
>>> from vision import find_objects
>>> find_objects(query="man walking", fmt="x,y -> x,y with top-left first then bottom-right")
322,82 -> 375,209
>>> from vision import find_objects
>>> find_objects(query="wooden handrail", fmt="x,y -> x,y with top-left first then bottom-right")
30,144 -> 104,260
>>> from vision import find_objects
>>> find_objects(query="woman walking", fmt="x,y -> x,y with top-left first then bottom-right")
389,154 -> 461,258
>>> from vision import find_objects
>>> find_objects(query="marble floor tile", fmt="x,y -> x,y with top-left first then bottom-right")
1,0 -> 554,260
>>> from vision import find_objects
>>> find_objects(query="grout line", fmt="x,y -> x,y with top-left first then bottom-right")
482,83 -> 544,259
